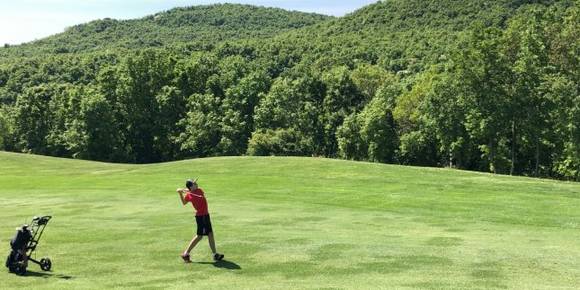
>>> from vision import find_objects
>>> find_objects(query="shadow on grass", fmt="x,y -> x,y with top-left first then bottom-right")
196,259 -> 241,270
23,270 -> 74,280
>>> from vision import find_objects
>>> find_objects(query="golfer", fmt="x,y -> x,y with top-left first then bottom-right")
177,178 -> 224,263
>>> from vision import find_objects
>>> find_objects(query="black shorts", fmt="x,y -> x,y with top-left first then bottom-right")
195,214 -> 213,236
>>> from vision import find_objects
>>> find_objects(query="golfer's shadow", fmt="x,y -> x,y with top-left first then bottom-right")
197,259 -> 241,270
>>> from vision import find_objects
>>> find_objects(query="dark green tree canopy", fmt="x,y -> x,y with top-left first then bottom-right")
0,0 -> 578,180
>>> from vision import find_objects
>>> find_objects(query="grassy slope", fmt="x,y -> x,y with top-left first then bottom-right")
0,151 -> 579,289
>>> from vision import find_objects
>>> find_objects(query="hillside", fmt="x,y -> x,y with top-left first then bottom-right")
3,1 -> 571,68
0,152 -> 579,288
267,0 -> 574,71
0,3 -> 331,57
0,0 -> 578,180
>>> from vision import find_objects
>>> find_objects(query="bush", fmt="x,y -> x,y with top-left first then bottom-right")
247,128 -> 313,156
0,109 -> 11,150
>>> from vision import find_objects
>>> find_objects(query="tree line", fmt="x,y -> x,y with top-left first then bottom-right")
0,3 -> 578,180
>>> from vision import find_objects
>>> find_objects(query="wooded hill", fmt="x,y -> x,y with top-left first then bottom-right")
0,4 -> 331,57
0,0 -> 578,180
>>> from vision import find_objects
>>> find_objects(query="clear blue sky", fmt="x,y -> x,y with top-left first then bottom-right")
0,0 -> 378,45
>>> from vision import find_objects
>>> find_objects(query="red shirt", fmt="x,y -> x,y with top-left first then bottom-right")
185,188 -> 209,216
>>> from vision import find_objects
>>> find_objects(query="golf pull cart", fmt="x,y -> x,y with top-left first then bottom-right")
5,216 -> 53,275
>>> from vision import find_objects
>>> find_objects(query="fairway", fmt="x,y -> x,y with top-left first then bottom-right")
1,151 -> 579,289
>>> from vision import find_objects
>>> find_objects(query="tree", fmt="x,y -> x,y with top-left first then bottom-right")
502,9 -> 550,176
350,64 -> 393,102
155,85 -> 186,160
547,5 -> 580,180
177,93 -> 223,157
219,71 -> 271,155
175,53 -> 218,99
115,49 -> 177,162
13,85 -> 56,154
424,70 -> 477,169
393,70 -> 439,166
453,25 -> 512,173
359,94 -> 398,163
45,84 -> 75,157
253,76 -> 323,155
545,74 -> 580,180
0,108 -> 9,150
320,66 -> 363,156
76,87 -> 123,161
337,113 -> 365,160
247,128 -> 314,156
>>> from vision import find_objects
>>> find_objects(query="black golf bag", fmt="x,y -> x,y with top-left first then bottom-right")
5,216 -> 52,275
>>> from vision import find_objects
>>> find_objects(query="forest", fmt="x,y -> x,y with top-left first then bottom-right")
0,0 -> 578,180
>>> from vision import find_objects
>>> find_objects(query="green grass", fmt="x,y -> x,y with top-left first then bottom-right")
1,151 -> 579,289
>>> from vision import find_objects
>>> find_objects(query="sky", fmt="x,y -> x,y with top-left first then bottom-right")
0,0 -> 378,45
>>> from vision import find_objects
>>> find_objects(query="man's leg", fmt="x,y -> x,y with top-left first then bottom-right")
208,232 -> 224,261
207,232 -> 217,254
184,235 -> 203,256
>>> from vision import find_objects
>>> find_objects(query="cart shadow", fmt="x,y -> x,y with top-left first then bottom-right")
24,270 -> 74,280
196,259 -> 241,270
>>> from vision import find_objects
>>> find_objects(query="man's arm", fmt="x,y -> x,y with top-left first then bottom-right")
177,188 -> 188,205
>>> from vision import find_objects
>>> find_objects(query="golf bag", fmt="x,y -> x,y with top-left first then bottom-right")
5,216 -> 52,275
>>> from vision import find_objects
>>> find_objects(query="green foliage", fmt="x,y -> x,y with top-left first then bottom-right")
0,4 -> 330,58
0,0 -> 577,180
247,128 -> 313,156
320,66 -> 363,156
544,74 -> 580,179
0,108 -> 8,149
337,83 -> 400,163
13,84 -> 56,154
337,113 -> 365,161
253,76 -> 323,157
220,72 -> 271,155
423,72 -> 476,169
75,87 -> 123,161
177,93 -> 223,157
114,49 -> 179,162
359,95 -> 399,163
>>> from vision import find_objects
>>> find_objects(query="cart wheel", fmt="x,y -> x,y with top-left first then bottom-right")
40,258 -> 52,271
14,265 -> 27,275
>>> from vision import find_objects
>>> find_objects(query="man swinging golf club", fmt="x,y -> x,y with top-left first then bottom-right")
177,178 -> 224,263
